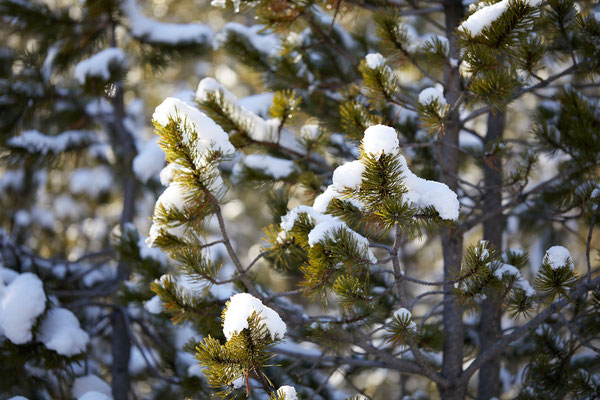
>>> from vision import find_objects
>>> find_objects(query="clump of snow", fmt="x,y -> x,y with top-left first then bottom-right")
356,125 -> 459,220
8,397 -> 29,400
332,160 -> 365,191
72,375 -> 112,399
37,307 -> 89,356
122,0 -> 212,45
280,206 -> 376,263
459,0 -> 539,36
494,263 -> 536,297
300,124 -> 321,140
362,125 -> 400,157
216,23 -> 281,57
241,154 -> 297,179
152,97 -> 235,157
392,307 -> 416,331
276,385 -> 298,400
232,376 -> 245,388
133,139 -> 166,183
223,293 -> 286,341
147,183 -> 190,245
459,0 -> 510,36
78,392 -> 112,400
365,53 -> 386,69
0,273 -> 46,344
544,246 -> 574,271
74,48 -> 126,84
70,167 -> 113,198
418,87 -> 447,108
8,130 -> 96,155
312,185 -> 364,213
144,296 -> 164,314
401,157 -> 460,221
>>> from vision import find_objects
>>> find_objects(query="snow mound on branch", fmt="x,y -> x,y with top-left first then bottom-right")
144,296 -> 164,314
313,185 -> 364,213
239,154 -> 297,179
392,307 -> 417,331
216,23 -> 281,57
360,125 -> 459,220
544,246 -> 574,270
280,206 -> 376,263
0,272 -> 46,344
362,125 -> 400,157
493,263 -> 536,297
276,385 -> 298,400
123,0 -> 212,45
418,87 -> 447,108
332,160 -> 365,191
37,307 -> 89,356
78,392 -> 112,400
365,53 -> 386,69
152,97 -> 235,156
459,0 -> 540,36
196,78 -> 288,146
72,375 -> 112,399
133,139 -> 166,183
223,293 -> 286,341
8,130 -> 96,155
74,48 -> 126,84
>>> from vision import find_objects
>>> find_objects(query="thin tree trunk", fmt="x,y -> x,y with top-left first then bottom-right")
439,1 -> 465,399
110,79 -> 137,399
477,111 -> 506,400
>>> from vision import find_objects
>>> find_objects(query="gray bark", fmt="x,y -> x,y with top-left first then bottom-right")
439,1 -> 466,399
477,111 -> 506,400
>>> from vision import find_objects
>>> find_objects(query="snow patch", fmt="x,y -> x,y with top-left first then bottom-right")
133,139 -> 166,183
123,0 -> 212,45
241,154 -> 296,179
0,273 -> 46,344
276,385 -> 298,400
72,375 -> 112,399
223,293 -> 286,341
544,246 -> 574,270
37,307 -> 89,356
74,48 -> 126,84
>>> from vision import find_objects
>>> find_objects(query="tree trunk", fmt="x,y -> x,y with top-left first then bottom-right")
439,1 -> 465,399
111,309 -> 131,400
477,111 -> 506,400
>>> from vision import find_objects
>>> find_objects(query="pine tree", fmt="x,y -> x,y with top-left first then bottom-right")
2,0 -> 600,400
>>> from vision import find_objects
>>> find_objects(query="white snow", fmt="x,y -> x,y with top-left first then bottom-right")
0,273 -> 46,344
37,307 -> 89,356
74,48 -> 126,84
493,263 -> 536,297
458,0 -> 540,36
400,157 -> 460,221
332,160 -> 366,191
392,307 -> 416,331
70,167 -> 113,198
232,376 -> 245,388
222,293 -> 286,341
544,246 -> 574,270
72,375 -> 112,399
133,139 -> 166,183
459,0 -> 509,36
196,78 -> 284,145
152,97 -> 235,158
365,53 -> 386,69
123,0 -> 212,45
418,87 -> 447,108
144,296 -> 164,314
7,397 -> 29,400
313,185 -> 364,213
217,23 -> 281,57
356,125 -> 459,220
362,125 -> 400,158
8,130 -> 96,155
276,385 -> 298,400
78,392 -> 112,400
155,183 -> 188,212
280,206 -> 376,263
241,154 -> 296,179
